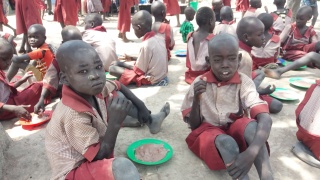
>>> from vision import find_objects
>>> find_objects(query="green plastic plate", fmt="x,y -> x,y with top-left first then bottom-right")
289,77 -> 316,89
127,138 -> 173,165
270,88 -> 299,101
105,72 -> 117,80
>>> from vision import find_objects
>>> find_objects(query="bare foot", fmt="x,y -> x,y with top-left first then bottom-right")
292,141 -> 320,168
147,102 -> 170,134
263,68 -> 281,79
121,37 -> 132,43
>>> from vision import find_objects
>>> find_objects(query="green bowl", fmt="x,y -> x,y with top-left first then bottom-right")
127,138 -> 173,165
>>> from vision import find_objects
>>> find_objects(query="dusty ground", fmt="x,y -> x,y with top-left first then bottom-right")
1,1 -> 320,180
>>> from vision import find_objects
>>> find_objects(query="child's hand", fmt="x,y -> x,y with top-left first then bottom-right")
258,84 -> 275,95
13,105 -> 32,120
20,71 -> 33,82
34,100 -> 45,114
107,96 -> 133,126
193,77 -> 207,100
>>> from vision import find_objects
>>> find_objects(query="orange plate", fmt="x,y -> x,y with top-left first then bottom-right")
19,111 -> 52,128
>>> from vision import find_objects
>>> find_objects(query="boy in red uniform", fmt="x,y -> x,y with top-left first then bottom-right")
270,0 -> 292,35
292,81 -> 320,168
0,38 -> 49,120
185,7 -> 215,84
110,10 -> 168,87
252,13 -> 281,70
151,1 -> 175,61
54,0 -> 79,28
6,24 -> 55,82
181,34 -> 273,180
280,6 -> 319,61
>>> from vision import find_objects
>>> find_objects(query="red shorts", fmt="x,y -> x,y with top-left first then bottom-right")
283,42 -> 317,62
260,95 -> 273,107
66,158 -> 115,180
119,68 -> 151,87
186,118 -> 269,170
296,127 -> 320,160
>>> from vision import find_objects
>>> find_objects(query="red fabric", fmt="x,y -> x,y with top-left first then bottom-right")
295,81 -> 320,160
54,0 -> 79,26
90,25 -> 107,32
252,56 -> 276,70
15,0 -> 42,35
221,19 -> 236,25
223,0 -> 231,6
235,0 -> 249,12
163,0 -> 180,16
101,0 -> 111,13
35,0 -> 46,10
117,0 -> 133,33
260,95 -> 273,107
119,68 -> 151,87
0,3 -> 8,24
65,158 -> 115,180
239,40 -> 252,53
158,23 -> 174,61
186,118 -> 269,170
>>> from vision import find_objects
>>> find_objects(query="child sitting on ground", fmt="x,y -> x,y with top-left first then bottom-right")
237,17 -> 283,114
0,38 -> 49,120
252,13 -> 281,70
244,0 -> 268,17
185,7 -> 215,84
180,7 -> 196,43
212,0 -> 224,22
292,81 -> 320,168
151,1 -> 175,61
82,13 -> 118,71
270,0 -> 292,35
109,10 -> 169,87
181,34 -> 273,180
301,0 -> 318,27
46,40 -> 169,179
6,24 -> 55,82
34,25 -> 83,113
280,6 -> 320,61
213,6 -> 237,36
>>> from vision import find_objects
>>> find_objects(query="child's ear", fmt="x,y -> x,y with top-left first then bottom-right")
44,36 -> 47,41
59,71 -> 70,86
242,33 -> 249,42
91,22 -> 95,27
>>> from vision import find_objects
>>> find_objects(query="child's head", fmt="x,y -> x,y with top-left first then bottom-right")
296,6 -> 313,27
56,40 -> 105,96
184,7 -> 196,21
236,17 -> 265,48
84,13 -> 103,30
61,26 -> 82,44
220,6 -> 234,21
257,13 -> 274,32
206,34 -> 241,82
196,7 -> 216,33
27,24 -> 46,48
212,0 -> 223,12
273,0 -> 286,7
0,38 -> 14,70
132,10 -> 153,38
151,1 -> 166,21
250,0 -> 262,8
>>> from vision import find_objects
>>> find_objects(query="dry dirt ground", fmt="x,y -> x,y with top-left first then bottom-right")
1,1 -> 320,180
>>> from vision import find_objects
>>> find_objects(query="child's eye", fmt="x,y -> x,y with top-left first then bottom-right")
79,70 -> 88,74
214,59 -> 221,62
96,65 -> 102,69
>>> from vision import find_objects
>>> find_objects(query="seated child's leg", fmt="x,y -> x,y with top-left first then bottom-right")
112,157 -> 140,180
244,122 -> 273,179
109,63 -> 126,79
117,91 -> 170,134
292,141 -> 320,168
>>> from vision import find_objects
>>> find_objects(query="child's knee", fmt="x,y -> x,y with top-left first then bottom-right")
108,65 -> 116,73
112,157 -> 140,180
215,134 -> 239,154
244,121 -> 258,143
269,99 -> 283,114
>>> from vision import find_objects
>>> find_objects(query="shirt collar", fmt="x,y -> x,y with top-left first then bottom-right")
221,20 -> 236,25
200,70 -> 241,86
61,85 -> 103,116
239,41 -> 252,53
89,25 -> 107,32
247,7 -> 257,12
142,31 -> 156,41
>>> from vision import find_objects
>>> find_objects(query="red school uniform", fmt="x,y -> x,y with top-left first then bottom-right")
270,9 -> 292,35
281,23 -> 319,61
163,0 -> 180,16
185,32 -> 214,84
295,80 -> 320,160
181,71 -> 269,170
213,20 -> 237,36
117,0 -> 134,33
101,0 -> 111,13
0,0 -> 8,25
54,0 -> 79,26
251,34 -> 280,70
154,22 -> 175,61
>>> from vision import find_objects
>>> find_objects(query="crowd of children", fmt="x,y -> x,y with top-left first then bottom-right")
0,0 -> 319,179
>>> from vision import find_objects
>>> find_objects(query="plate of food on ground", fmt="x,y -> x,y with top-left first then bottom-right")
270,88 -> 299,101
127,138 -> 173,165
289,77 -> 316,89
19,110 -> 52,128
174,49 -> 187,57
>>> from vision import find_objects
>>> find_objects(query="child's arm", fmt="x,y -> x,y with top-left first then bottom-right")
13,72 -> 33,88
188,79 -> 207,130
34,88 -> 51,113
119,83 -> 151,124
0,104 -> 31,120
93,96 -> 132,160
12,54 -> 31,64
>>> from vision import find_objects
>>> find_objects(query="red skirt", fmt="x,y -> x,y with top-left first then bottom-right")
66,158 -> 115,180
15,0 -> 42,35
297,126 -> 320,160
35,0 -> 47,10
101,0 -> 111,12
223,0 -> 231,6
0,4 -> 8,24
186,118 -> 269,170
54,0 -> 79,26
283,43 -> 317,62
163,0 -> 180,16
235,0 -> 249,12
117,1 -> 132,33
